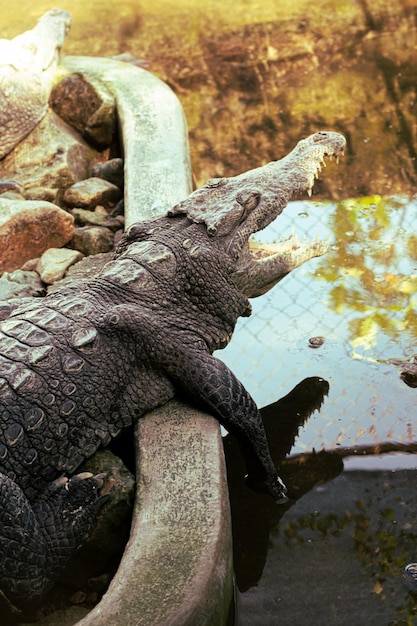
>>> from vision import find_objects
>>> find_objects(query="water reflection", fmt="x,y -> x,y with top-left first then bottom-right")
221,195 -> 417,453
223,376 -> 342,591
262,468 -> 417,625
321,195 -> 417,347
222,195 -> 417,622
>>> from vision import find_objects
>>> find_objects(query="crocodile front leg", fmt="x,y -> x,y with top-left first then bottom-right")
0,298 -> 37,321
160,344 -> 288,503
0,472 -> 105,607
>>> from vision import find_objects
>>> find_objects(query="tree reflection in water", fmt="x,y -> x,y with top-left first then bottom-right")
221,195 -> 417,455
320,195 -> 417,348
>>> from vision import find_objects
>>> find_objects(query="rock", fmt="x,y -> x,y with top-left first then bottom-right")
0,110 -> 99,192
47,252 -> 113,293
71,208 -> 123,231
91,158 -> 124,188
110,199 -> 124,217
20,258 -> 39,272
0,191 -> 24,201
72,226 -> 114,256
308,336 -> 325,348
36,248 -> 84,284
111,53 -> 150,69
0,181 -> 22,194
64,178 -> 122,210
0,8 -> 72,159
0,270 -> 45,299
24,187 -> 58,203
114,229 -> 124,247
50,72 -> 117,148
0,197 -> 74,273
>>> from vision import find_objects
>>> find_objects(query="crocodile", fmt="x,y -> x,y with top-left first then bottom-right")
0,9 -> 71,160
0,130 -> 345,608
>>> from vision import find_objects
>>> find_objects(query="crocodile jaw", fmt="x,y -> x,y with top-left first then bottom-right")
228,131 -> 346,260
229,235 -> 329,298
231,132 -> 346,297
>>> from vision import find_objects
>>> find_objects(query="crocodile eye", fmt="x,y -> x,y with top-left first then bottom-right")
236,190 -> 260,211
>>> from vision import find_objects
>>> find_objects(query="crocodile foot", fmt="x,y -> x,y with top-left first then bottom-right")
0,471 -> 106,607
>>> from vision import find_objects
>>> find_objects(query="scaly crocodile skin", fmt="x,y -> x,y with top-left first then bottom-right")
0,131 -> 345,607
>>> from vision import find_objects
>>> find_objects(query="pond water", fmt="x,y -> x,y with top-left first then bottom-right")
220,195 -> 417,625
222,195 -> 417,455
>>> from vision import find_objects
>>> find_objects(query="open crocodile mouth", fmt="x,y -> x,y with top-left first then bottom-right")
247,141 -> 345,262
248,237 -> 322,260
242,234 -> 330,298
169,131 -> 345,297
235,136 -> 345,297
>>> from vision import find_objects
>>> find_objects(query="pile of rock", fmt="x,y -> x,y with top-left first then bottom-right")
0,58 -> 137,618
0,70 -> 125,299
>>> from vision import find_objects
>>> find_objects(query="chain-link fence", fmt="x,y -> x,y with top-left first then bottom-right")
220,196 -> 417,457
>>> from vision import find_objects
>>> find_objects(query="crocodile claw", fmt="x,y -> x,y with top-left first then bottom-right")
244,473 -> 289,504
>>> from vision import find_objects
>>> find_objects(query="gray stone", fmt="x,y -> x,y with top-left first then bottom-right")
20,258 -> 39,272
71,226 -> 114,256
0,191 -> 24,201
36,248 -> 84,284
0,197 -> 74,273
24,187 -> 58,203
90,158 -> 124,188
64,178 -> 122,210
0,270 -> 44,299
0,110 -> 99,192
71,208 -> 122,231
50,72 -> 116,148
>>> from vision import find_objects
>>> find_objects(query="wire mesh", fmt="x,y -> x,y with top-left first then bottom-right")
219,196 -> 417,455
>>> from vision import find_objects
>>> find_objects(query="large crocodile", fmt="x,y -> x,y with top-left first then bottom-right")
0,130 -> 345,608
0,9 -> 71,159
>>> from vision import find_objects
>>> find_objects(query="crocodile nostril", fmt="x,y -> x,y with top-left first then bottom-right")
314,131 -> 329,141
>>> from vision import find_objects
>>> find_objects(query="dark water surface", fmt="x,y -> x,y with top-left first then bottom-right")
222,197 -> 417,625
2,1 -> 417,624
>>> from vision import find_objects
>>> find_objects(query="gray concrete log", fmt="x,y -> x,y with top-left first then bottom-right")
62,57 -> 233,626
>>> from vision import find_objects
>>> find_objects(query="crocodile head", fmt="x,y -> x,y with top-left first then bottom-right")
169,131 -> 346,297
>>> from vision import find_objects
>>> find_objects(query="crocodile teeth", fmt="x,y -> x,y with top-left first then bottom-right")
307,187 -> 313,197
